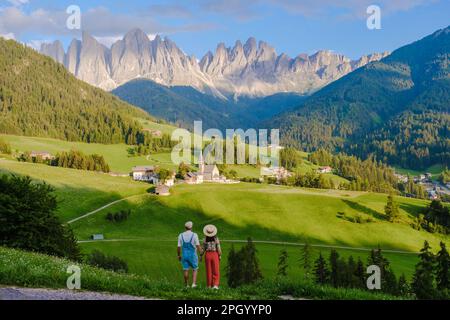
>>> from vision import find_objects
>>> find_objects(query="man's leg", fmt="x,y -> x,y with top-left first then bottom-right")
183,270 -> 189,286
192,269 -> 198,287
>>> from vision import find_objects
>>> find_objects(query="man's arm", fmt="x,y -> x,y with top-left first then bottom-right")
177,246 -> 181,261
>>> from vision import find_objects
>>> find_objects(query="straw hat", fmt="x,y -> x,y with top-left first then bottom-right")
185,221 -> 193,229
203,224 -> 218,237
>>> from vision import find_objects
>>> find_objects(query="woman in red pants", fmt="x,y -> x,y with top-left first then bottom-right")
200,225 -> 222,289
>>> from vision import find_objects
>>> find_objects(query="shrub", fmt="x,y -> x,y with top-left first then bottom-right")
105,210 -> 131,223
0,174 -> 81,261
86,250 -> 128,273
0,138 -> 11,154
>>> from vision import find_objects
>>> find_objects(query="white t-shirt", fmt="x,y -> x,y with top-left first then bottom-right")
178,230 -> 200,248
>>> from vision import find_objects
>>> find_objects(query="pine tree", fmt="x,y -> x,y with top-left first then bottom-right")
385,193 -> 400,222
299,242 -> 313,281
226,245 -> 243,288
241,238 -> 263,285
314,253 -> 329,285
329,249 -> 340,287
354,258 -> 366,289
412,241 -> 436,299
397,273 -> 410,297
277,249 -> 289,277
435,242 -> 449,292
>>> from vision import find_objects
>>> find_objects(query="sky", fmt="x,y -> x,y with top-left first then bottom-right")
0,0 -> 449,59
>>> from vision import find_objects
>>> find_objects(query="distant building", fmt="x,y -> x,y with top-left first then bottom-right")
394,173 -> 409,183
317,166 -> 333,174
132,166 -> 159,184
425,173 -> 433,181
203,165 -> 221,182
184,172 -> 204,184
428,190 -> 439,200
164,173 -> 177,187
91,234 -> 104,241
260,166 -> 292,182
142,128 -> 163,137
155,185 -> 170,196
30,151 -> 54,161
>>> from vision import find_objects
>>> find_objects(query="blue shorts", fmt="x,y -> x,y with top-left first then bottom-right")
181,254 -> 198,271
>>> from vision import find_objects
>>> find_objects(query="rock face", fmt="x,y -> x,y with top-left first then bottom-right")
40,28 -> 389,97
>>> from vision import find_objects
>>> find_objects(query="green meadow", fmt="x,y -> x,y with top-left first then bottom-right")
2,158 -> 449,288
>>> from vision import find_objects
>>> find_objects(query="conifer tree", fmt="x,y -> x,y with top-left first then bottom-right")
412,241 -> 436,299
329,249 -> 340,287
355,258 -> 366,289
435,242 -> 449,292
299,242 -> 313,281
314,253 -> 329,285
385,194 -> 400,222
277,249 -> 289,277
226,245 -> 242,288
397,274 -> 410,297
242,238 -> 263,285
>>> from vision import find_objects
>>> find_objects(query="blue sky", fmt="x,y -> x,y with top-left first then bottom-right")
0,0 -> 448,59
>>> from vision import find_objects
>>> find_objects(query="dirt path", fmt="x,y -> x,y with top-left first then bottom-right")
78,238 -> 419,254
0,287 -> 149,300
67,193 -> 150,224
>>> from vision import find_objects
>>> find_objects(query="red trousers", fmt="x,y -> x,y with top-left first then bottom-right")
205,251 -> 220,287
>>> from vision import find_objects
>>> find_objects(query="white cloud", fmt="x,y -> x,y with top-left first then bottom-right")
0,5 -> 215,40
6,0 -> 29,7
0,32 -> 15,40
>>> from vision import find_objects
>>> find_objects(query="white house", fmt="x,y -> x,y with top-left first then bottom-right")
132,166 -> 159,184
317,166 -> 333,174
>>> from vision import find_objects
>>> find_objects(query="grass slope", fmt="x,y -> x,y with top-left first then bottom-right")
1,160 -> 448,287
0,246 -> 401,300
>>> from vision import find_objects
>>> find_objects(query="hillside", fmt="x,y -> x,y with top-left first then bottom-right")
0,38 -> 150,144
269,26 -> 450,169
1,159 -> 448,278
113,79 -> 306,129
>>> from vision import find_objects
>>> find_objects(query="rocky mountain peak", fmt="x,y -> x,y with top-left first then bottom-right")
40,30 -> 390,98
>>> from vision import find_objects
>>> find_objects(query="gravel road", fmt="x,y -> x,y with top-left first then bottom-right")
0,287 -> 149,300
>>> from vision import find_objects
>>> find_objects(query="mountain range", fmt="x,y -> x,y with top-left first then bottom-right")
268,26 -> 450,169
39,28 -> 388,98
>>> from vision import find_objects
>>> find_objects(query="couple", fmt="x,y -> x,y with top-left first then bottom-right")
177,221 -> 221,289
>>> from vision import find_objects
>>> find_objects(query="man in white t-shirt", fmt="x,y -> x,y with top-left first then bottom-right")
177,221 -> 202,288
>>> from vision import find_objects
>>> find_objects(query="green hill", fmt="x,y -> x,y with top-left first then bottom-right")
0,39 -> 150,144
113,79 -> 306,130
1,159 -> 448,284
269,26 -> 450,170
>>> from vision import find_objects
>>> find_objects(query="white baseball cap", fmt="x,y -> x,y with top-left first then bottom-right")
185,221 -> 193,229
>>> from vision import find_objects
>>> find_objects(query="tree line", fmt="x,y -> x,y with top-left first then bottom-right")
0,38 -> 149,145
19,150 -> 110,173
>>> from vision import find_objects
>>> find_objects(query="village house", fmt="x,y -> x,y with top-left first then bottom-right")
260,166 -> 292,182
164,172 -> 177,187
30,151 -> 54,161
184,172 -> 204,184
317,166 -> 333,174
394,173 -> 409,183
155,184 -> 170,196
184,153 -> 228,184
132,166 -> 159,184
142,128 -> 163,137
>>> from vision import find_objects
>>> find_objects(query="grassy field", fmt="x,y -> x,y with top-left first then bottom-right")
0,246 -> 399,300
394,164 -> 445,179
0,160 -> 149,221
2,154 -> 449,291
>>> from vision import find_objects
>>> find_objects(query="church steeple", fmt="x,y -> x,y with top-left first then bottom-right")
199,151 -> 205,174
